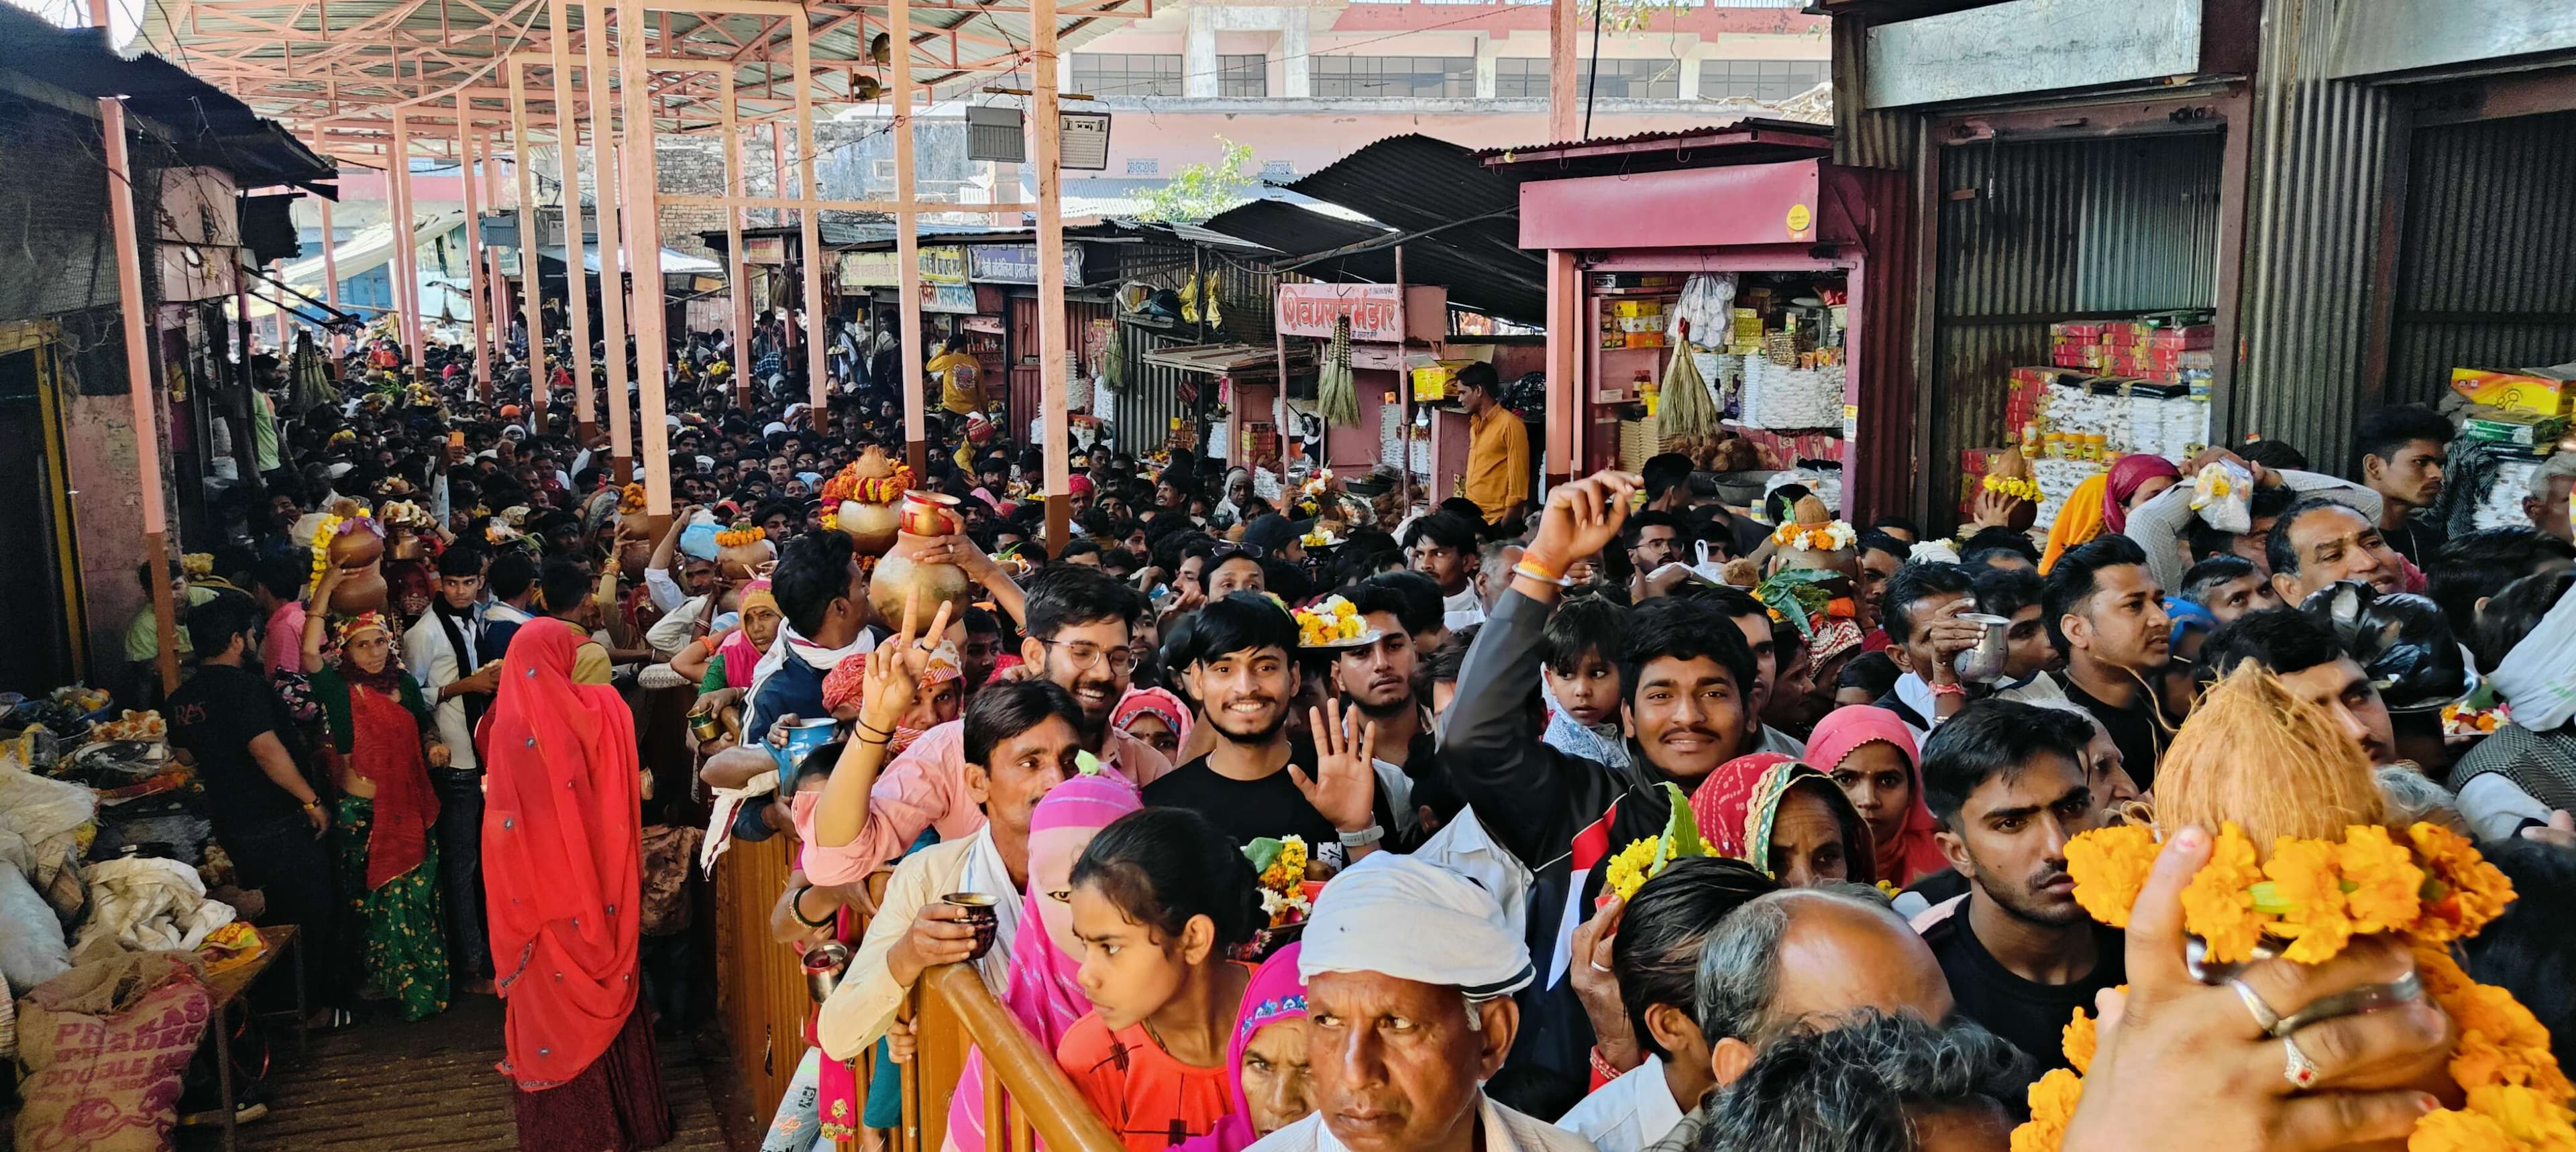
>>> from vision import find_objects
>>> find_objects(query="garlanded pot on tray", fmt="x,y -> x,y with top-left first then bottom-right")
822,446 -> 914,556
867,490 -> 973,626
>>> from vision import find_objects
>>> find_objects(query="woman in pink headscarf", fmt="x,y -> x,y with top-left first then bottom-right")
1685,752 -> 1877,890
1110,687 -> 1191,762
942,773 -> 1144,1152
2101,453 -> 2182,534
1177,942 -> 1311,1152
1806,705 -> 1947,888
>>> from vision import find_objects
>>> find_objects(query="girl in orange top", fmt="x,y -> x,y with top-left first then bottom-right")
1058,808 -> 1263,1152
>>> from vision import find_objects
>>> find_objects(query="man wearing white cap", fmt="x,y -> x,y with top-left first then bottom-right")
1250,854 -> 1598,1152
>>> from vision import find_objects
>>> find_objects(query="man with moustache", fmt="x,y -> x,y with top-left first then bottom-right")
795,565 -> 1173,886
1326,583 -> 1437,834
1906,700 -> 2123,1090
1144,593 -> 1398,869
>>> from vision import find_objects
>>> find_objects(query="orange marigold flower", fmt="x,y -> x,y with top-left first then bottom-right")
2181,823 -> 2271,965
2464,1084 -> 2576,1151
2062,1007 -> 2099,1076
2414,940 -> 2475,1000
2012,1068 -> 2084,1152
2337,823 -> 2425,935
2410,823 -> 2515,943
2263,836 -> 2353,964
2448,982 -> 2574,1099
2066,825 -> 2158,929
2408,1107 -> 2512,1152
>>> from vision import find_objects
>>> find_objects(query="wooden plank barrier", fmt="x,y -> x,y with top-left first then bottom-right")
712,831 -> 812,1127
902,965 -> 1124,1152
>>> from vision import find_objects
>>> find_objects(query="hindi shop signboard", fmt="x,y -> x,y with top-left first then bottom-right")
969,243 -> 1087,286
1274,282 -> 1447,344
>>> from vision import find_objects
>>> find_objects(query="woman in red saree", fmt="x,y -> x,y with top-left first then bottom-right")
483,618 -> 672,1150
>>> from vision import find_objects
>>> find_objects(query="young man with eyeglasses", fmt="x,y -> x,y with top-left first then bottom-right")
798,565 -> 1175,887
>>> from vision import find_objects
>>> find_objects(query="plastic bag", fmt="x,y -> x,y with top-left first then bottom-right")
0,859 -> 70,994
2190,459 -> 2254,534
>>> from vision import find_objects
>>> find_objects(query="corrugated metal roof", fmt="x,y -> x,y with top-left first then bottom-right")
0,4 -> 335,190
1475,117 -> 1834,166
1204,134 -> 1543,325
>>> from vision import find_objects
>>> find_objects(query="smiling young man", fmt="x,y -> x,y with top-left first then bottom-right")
2044,534 -> 2172,789
814,680 -> 1081,1061
1443,469 -> 1758,1080
2269,498 -> 2409,603
1909,699 -> 2121,1091
1144,593 -> 1396,868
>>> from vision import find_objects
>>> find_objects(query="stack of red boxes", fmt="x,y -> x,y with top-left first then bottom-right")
2050,320 -> 2214,384
2007,366 -> 2088,432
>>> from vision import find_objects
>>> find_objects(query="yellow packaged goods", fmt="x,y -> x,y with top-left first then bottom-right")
1612,300 -> 1662,319
2450,368 -> 2573,416
1625,332 -> 1666,349
1411,359 -> 1478,403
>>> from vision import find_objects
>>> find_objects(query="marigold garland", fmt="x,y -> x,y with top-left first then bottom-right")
714,525 -> 767,549
1982,473 -> 2044,503
1768,520 -> 1858,553
820,461 -> 916,507
2017,822 -> 2567,1152
619,483 -> 648,513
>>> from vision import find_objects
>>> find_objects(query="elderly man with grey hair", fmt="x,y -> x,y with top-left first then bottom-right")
2528,453 -> 2576,544
1697,1010 -> 2027,1152
1249,853 -> 1599,1152
1640,884 -> 1956,1152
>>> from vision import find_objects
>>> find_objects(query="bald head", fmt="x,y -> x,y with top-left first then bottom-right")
1697,886 -> 1955,1086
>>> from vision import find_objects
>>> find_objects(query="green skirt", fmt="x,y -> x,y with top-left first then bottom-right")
334,794 -> 451,1021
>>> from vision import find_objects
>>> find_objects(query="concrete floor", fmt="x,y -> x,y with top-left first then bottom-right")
178,994 -> 737,1151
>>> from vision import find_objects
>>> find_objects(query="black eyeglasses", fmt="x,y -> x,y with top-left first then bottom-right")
1038,638 -> 1137,673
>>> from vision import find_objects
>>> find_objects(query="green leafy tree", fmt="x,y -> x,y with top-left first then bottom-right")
1134,137 -> 1256,223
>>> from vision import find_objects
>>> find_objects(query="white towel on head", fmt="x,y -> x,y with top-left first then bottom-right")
2488,583 -> 2576,732
1300,853 -> 1534,1000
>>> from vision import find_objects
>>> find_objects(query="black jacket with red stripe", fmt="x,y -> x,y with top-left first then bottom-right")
1440,589 -> 1696,1082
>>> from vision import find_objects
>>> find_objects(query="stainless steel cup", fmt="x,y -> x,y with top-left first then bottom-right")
1952,612 -> 2014,684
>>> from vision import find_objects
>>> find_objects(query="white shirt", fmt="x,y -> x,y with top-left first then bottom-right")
1250,1094 -> 1599,1152
1558,1055 -> 1688,1152
1443,585 -> 1488,632
401,608 -> 482,771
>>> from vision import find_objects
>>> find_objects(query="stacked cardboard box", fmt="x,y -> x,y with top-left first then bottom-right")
2050,320 -> 2216,386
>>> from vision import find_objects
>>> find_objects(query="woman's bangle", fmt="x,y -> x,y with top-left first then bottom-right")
1512,561 -> 1575,588
790,884 -> 838,929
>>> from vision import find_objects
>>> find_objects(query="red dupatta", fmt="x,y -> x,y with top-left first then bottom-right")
482,619 -> 643,1090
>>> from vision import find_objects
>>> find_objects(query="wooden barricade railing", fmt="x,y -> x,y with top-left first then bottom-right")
900,964 -> 1125,1152
712,831 -> 812,1121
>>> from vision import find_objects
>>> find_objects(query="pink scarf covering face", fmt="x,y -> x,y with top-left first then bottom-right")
945,775 -> 1144,1151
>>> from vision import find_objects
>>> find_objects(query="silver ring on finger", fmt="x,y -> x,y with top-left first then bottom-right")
1589,960 -> 1613,974
2229,977 -> 2285,1035
2269,971 -> 2422,1039
2282,1033 -> 2322,1090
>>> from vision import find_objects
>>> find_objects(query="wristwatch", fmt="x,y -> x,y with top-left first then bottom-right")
1338,824 -> 1385,848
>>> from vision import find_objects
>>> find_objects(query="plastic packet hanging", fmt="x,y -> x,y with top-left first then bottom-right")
2190,459 -> 2254,534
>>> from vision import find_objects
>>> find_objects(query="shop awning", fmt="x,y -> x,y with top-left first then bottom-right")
1200,135 -> 1545,327
537,246 -> 723,276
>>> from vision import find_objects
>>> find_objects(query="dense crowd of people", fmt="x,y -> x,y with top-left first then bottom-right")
143,308 -> 2576,1152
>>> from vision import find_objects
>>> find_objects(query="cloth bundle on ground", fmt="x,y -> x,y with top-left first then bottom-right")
12,948 -> 214,1152
0,858 -> 69,992
0,749 -> 97,918
72,856 -> 237,954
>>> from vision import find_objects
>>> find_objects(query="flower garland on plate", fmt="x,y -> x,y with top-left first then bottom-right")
1982,473 -> 2043,503
1769,518 -> 1858,554
714,524 -> 767,549
1291,595 -> 1372,648
2015,820 -> 2567,1152
819,461 -> 916,507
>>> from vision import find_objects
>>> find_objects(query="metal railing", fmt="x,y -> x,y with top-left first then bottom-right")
899,964 -> 1126,1152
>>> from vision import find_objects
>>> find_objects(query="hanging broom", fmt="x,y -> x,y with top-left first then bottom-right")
1317,315 -> 1359,427
1658,318 -> 1720,440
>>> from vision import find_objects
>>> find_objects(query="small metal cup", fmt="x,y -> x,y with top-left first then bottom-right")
688,707 -> 724,744
942,892 -> 1000,961
802,941 -> 852,1003
1951,612 -> 2014,685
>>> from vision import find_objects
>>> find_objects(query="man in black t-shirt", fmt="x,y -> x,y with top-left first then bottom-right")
165,593 -> 342,1008
1142,593 -> 1392,870
2043,534 -> 2170,789
1911,699 -> 2123,1090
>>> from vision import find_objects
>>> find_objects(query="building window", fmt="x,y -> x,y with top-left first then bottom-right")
1495,58 -> 1548,98
1312,55 -> 1476,98
1583,58 -> 1682,99
1219,54 -> 1268,97
1699,59 -> 1829,101
1073,53 -> 1184,98
1260,160 -> 1295,178
1127,158 -> 1160,175
1497,58 -> 1684,99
